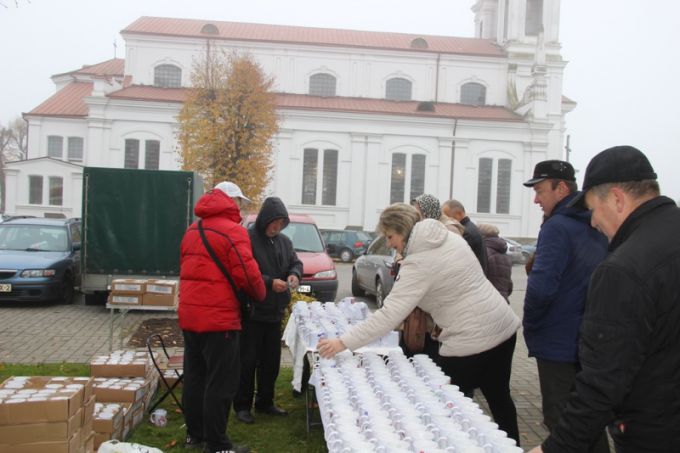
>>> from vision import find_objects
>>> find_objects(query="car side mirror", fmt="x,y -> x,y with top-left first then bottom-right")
384,260 -> 393,269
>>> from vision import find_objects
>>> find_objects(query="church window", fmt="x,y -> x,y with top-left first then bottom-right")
48,176 -> 63,206
29,175 -> 43,204
302,147 -> 338,206
461,82 -> 486,106
154,64 -> 182,88
67,137 -> 83,162
525,0 -> 543,36
144,140 -> 160,170
386,78 -> 412,101
124,139 -> 140,169
47,136 -> 63,159
390,153 -> 426,204
477,157 -> 512,214
309,73 -> 336,97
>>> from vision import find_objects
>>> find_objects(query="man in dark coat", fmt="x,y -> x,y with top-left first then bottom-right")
530,146 -> 680,453
442,199 -> 488,275
234,197 -> 303,424
179,182 -> 265,453
523,160 -> 610,453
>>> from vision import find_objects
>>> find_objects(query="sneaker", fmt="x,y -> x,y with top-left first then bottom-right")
185,435 -> 204,449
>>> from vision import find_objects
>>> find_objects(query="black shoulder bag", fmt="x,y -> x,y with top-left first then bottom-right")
198,220 -> 253,321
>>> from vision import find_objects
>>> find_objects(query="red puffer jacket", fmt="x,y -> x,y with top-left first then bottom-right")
178,189 -> 265,332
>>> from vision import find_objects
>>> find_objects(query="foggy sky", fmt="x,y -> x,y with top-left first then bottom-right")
1,0 -> 678,201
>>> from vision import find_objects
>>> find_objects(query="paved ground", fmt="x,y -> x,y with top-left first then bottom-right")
0,264 -> 549,448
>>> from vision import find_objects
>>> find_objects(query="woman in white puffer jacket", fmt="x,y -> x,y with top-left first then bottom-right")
318,203 -> 521,444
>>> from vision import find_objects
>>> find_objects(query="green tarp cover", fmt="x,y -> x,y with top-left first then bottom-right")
82,167 -> 198,275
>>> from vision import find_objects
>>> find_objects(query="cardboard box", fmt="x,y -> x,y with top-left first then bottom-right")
108,294 -> 143,305
92,378 -> 148,403
110,279 -> 146,294
144,279 -> 178,295
90,351 -> 151,378
0,430 -> 80,453
0,377 -> 88,425
92,403 -> 124,434
83,432 -> 94,453
142,292 -> 178,307
82,395 -> 96,427
0,408 -> 81,443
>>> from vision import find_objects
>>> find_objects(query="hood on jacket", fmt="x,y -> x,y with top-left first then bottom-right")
550,192 -> 592,225
194,189 -> 242,223
406,219 -> 448,256
254,197 -> 290,234
485,236 -> 508,254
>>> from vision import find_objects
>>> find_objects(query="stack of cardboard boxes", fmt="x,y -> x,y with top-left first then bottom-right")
108,279 -> 178,307
90,350 -> 160,449
0,376 -> 95,453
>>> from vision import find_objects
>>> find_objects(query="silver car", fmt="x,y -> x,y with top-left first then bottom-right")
351,236 -> 395,307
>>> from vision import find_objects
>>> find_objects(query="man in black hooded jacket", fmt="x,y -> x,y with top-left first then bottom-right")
234,197 -> 303,424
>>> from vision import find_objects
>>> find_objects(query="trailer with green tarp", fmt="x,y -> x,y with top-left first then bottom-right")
80,167 -> 203,304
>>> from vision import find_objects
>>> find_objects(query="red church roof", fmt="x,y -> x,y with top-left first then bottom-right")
122,17 -> 504,58
26,82 -> 93,118
54,58 -> 125,78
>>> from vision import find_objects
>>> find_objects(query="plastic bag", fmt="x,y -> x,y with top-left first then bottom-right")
98,440 -> 164,453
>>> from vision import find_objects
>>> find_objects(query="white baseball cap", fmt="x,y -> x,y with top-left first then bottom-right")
214,181 -> 251,203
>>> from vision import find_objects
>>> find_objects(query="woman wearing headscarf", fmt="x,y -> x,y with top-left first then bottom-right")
318,203 -> 522,444
412,193 -> 464,236
478,223 -> 513,302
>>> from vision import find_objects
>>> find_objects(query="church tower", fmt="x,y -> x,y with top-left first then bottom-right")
472,0 -> 562,57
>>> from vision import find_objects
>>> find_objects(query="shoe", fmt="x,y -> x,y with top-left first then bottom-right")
292,389 -> 303,398
235,410 -> 255,424
256,405 -> 288,416
185,435 -> 204,449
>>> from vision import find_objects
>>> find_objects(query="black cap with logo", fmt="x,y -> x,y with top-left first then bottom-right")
523,160 -> 576,187
567,145 -> 657,209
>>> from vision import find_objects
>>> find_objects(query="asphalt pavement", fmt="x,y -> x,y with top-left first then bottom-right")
0,263 -> 549,447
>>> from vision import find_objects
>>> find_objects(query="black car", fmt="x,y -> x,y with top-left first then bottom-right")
320,229 -> 373,263
0,217 -> 81,303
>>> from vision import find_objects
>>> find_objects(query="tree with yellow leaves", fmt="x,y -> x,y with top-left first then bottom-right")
178,50 -> 278,202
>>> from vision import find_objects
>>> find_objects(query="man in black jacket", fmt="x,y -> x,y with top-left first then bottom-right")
442,199 -> 489,275
529,146 -> 680,453
234,197 -> 303,424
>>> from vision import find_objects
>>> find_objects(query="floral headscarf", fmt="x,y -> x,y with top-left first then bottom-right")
414,194 -> 442,220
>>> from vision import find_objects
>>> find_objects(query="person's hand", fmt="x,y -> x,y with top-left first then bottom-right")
527,446 -> 543,453
272,279 -> 288,293
287,275 -> 299,290
317,338 -> 346,358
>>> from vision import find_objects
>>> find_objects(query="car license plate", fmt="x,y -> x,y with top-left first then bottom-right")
297,285 -> 311,293
0,283 -> 11,292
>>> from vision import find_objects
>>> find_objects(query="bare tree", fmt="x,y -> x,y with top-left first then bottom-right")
0,117 -> 28,213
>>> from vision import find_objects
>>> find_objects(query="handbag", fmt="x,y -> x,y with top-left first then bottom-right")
401,307 -> 428,353
198,220 -> 253,321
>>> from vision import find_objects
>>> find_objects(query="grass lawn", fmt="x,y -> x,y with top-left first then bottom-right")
0,363 -> 327,453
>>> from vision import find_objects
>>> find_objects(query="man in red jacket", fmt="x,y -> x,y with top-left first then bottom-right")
178,181 -> 266,453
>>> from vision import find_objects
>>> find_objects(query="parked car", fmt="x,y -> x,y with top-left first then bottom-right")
320,229 -> 373,262
521,240 -> 537,261
352,235 -> 396,308
501,237 -> 526,264
0,217 -> 81,303
243,214 -> 338,302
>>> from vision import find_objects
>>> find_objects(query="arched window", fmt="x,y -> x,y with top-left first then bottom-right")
386,78 -> 412,101
301,148 -> 338,206
154,64 -> 182,88
309,73 -> 336,97
477,157 -> 512,214
390,153 -> 426,204
461,82 -> 486,106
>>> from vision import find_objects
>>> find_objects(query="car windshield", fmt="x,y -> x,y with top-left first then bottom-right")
281,222 -> 325,253
356,231 -> 373,242
0,224 -> 69,252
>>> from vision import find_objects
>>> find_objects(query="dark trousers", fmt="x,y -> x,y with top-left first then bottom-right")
234,319 -> 282,411
182,329 -> 240,453
537,359 -> 610,453
439,334 -> 520,445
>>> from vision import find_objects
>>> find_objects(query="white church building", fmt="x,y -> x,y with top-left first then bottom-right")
7,0 -> 571,236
